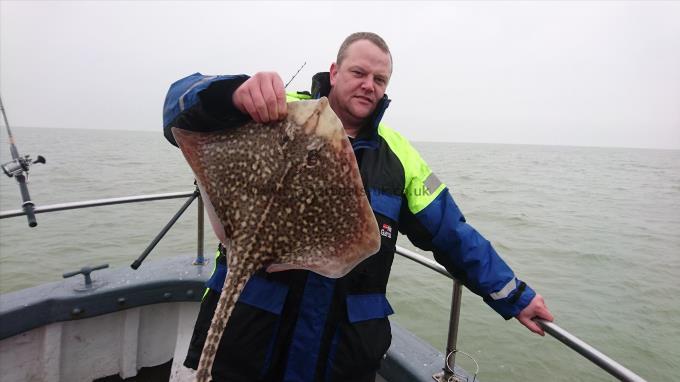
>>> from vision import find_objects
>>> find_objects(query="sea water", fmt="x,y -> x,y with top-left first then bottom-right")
1,127 -> 678,381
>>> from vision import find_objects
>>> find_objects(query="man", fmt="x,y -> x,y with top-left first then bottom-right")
163,32 -> 553,382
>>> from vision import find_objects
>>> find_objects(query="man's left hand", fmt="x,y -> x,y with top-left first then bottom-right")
515,294 -> 554,336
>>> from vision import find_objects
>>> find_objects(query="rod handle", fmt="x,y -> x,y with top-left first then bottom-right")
23,202 -> 37,227
16,173 -> 37,227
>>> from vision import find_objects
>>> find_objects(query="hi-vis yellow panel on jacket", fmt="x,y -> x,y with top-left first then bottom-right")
377,124 -> 446,214
286,92 -> 312,102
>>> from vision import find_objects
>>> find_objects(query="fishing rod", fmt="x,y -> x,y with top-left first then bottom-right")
284,61 -> 306,89
0,93 -> 46,227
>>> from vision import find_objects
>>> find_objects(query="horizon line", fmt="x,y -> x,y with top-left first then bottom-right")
2,124 -> 679,152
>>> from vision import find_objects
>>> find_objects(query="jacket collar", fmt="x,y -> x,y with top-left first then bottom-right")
310,72 -> 391,143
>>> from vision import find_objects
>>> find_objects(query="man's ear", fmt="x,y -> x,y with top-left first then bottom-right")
329,62 -> 338,87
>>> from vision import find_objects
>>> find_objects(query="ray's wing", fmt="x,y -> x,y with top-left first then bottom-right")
260,98 -> 381,277
172,98 -> 380,278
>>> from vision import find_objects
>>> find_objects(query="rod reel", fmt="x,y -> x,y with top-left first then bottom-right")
2,154 -> 46,178
1,93 -> 45,227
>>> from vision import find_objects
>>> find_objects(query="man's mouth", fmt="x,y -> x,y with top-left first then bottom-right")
354,95 -> 373,105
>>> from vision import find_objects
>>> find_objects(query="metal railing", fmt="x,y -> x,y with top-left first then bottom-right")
0,191 -> 647,382
393,246 -> 647,382
0,189 -> 206,267
0,191 -> 195,218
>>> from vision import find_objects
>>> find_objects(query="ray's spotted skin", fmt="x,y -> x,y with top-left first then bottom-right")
172,98 -> 380,382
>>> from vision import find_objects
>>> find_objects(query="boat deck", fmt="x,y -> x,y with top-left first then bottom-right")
0,255 -> 475,382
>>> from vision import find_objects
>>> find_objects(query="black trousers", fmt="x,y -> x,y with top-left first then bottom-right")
184,287 -> 386,382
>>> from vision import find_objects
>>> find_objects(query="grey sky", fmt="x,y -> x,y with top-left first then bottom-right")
1,1 -> 679,149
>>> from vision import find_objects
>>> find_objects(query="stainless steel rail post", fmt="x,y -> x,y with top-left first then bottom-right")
444,280 -> 463,376
194,194 -> 206,265
395,246 -> 468,381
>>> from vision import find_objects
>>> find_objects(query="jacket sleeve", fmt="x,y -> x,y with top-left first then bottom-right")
162,73 -> 250,146
387,130 -> 535,320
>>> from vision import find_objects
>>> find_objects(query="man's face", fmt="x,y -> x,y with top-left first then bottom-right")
329,40 -> 392,124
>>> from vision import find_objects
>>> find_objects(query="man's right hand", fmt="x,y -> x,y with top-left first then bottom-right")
515,293 -> 554,336
232,72 -> 287,124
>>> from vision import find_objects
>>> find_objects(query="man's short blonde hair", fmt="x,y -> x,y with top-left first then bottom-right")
336,32 -> 392,73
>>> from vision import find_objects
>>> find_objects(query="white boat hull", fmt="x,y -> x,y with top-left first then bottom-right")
0,302 -> 199,382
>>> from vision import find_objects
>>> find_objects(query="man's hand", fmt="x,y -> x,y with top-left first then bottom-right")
515,294 -> 554,336
232,72 -> 287,124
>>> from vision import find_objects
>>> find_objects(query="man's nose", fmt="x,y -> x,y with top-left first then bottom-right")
360,76 -> 374,93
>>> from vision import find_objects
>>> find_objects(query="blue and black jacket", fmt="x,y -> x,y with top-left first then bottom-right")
163,72 -> 536,382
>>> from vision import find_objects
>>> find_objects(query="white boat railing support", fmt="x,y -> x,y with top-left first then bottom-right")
0,190 -> 649,382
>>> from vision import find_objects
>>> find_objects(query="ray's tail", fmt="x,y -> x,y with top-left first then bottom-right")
195,255 -> 256,382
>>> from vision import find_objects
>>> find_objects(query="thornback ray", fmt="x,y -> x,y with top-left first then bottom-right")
171,97 -> 380,382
